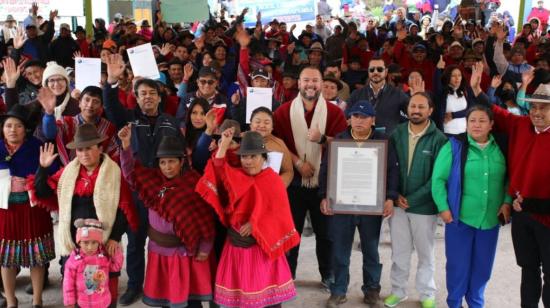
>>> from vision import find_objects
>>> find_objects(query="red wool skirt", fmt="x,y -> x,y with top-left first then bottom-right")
214,241 -> 297,308
143,250 -> 213,307
0,201 -> 55,268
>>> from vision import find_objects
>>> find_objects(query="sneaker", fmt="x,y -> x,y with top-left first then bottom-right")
421,297 -> 436,308
364,287 -> 381,305
383,294 -> 408,307
326,295 -> 347,308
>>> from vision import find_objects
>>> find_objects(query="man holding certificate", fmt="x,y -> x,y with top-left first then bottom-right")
385,92 -> 447,308
318,100 -> 399,307
273,66 -> 347,287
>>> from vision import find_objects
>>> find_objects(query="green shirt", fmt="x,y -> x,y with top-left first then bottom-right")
431,135 -> 512,229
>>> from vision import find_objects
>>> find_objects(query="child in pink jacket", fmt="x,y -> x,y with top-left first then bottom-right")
63,219 -> 123,308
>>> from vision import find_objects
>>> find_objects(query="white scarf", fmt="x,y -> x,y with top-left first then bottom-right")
54,92 -> 71,121
290,94 -> 327,188
57,154 -> 121,256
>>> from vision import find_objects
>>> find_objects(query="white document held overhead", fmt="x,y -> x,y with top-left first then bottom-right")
74,57 -> 101,91
127,43 -> 160,80
246,87 -> 272,123
335,147 -> 379,206
266,151 -> 284,174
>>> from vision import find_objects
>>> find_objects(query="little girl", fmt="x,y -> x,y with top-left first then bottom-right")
63,219 -> 123,308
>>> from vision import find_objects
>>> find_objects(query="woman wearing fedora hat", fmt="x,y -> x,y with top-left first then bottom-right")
29,123 -> 139,307
118,126 -> 215,308
0,105 -> 57,308
196,129 -> 300,308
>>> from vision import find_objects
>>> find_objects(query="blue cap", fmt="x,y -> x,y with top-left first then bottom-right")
348,100 -> 376,117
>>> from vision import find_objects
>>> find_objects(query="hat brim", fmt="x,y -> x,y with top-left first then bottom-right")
235,148 -> 268,155
66,136 -> 108,150
523,97 -> 550,103
349,111 -> 375,117
251,75 -> 270,80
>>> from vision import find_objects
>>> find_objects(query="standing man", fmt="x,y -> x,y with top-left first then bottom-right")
319,100 -> 399,308
491,83 -> 550,308
384,92 -> 447,308
273,66 -> 347,287
347,57 -> 409,135
102,54 -> 184,306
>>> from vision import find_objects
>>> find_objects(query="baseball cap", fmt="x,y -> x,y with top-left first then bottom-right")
348,100 -> 376,117
251,68 -> 270,80
198,66 -> 218,78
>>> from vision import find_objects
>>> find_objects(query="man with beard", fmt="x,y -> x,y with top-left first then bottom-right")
273,66 -> 347,287
347,57 -> 409,134
384,92 -> 446,308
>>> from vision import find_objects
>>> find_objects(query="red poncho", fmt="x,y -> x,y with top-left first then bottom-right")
196,158 -> 300,260
132,165 -> 215,253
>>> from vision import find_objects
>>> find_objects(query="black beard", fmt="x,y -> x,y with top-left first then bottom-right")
300,89 -> 320,101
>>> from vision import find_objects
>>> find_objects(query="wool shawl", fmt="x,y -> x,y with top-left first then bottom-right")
196,158 -> 300,260
132,164 -> 215,253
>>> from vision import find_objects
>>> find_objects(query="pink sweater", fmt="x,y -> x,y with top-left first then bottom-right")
63,246 -> 123,308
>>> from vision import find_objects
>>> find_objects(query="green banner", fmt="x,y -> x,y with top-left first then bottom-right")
160,0 -> 209,23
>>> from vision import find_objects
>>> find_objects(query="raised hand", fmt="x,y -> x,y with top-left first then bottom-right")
204,109 -> 218,135
235,28 -> 251,48
1,57 -> 21,88
49,9 -> 58,20
215,127 -> 235,158
39,143 -> 59,168
521,68 -> 535,89
436,55 -> 445,69
183,63 -> 194,81
490,74 -> 502,89
73,50 -> 82,59
409,78 -> 425,95
37,87 -> 57,115
71,88 -> 81,101
13,27 -> 27,50
31,2 -> 39,16
160,43 -> 173,56
117,124 -> 132,150
106,54 -> 125,84
256,11 -> 261,22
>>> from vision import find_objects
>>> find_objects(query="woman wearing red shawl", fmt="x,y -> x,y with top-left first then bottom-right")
196,129 -> 300,308
118,125 -> 215,307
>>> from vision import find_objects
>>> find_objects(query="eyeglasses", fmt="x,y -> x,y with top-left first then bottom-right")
47,77 -> 66,84
368,67 -> 385,73
198,79 -> 216,85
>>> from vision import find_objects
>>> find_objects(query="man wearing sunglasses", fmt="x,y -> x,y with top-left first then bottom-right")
347,57 -> 409,134
177,66 -> 231,127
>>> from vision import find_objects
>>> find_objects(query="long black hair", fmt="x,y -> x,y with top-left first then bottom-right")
441,64 -> 467,97
184,98 -> 210,151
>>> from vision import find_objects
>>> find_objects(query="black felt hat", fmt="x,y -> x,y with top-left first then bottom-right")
156,135 -> 186,158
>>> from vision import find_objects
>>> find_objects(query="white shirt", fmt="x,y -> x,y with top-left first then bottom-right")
444,92 -> 467,135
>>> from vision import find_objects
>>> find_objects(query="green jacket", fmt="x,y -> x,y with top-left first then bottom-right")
431,135 -> 512,229
390,121 -> 447,215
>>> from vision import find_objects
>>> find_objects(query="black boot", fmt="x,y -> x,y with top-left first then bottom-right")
118,288 -> 142,306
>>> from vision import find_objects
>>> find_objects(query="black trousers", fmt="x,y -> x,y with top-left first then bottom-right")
512,211 -> 550,308
285,186 -> 332,281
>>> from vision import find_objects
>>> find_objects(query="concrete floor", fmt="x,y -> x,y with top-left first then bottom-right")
10,222 -> 529,307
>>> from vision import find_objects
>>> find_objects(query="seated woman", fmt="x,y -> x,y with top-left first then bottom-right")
196,129 -> 300,308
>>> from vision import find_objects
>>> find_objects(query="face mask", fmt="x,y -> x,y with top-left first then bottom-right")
499,89 -> 516,102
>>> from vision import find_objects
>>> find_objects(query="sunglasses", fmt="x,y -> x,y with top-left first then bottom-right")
368,67 -> 385,73
199,79 -> 216,85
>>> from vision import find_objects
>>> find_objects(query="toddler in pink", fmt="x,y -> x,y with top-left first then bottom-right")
63,219 -> 123,308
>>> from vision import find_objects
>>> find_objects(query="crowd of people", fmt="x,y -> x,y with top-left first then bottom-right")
0,0 -> 550,307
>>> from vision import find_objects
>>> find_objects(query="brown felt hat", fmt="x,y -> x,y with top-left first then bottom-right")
66,123 -> 107,149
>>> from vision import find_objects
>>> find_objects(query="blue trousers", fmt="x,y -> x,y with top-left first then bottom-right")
445,222 -> 499,308
328,214 -> 383,296
125,195 -> 149,291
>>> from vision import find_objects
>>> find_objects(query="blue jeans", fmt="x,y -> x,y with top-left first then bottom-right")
328,214 -> 383,296
445,221 -> 499,308
125,196 -> 149,291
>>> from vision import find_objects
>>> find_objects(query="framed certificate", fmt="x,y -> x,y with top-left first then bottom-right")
326,139 -> 387,215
